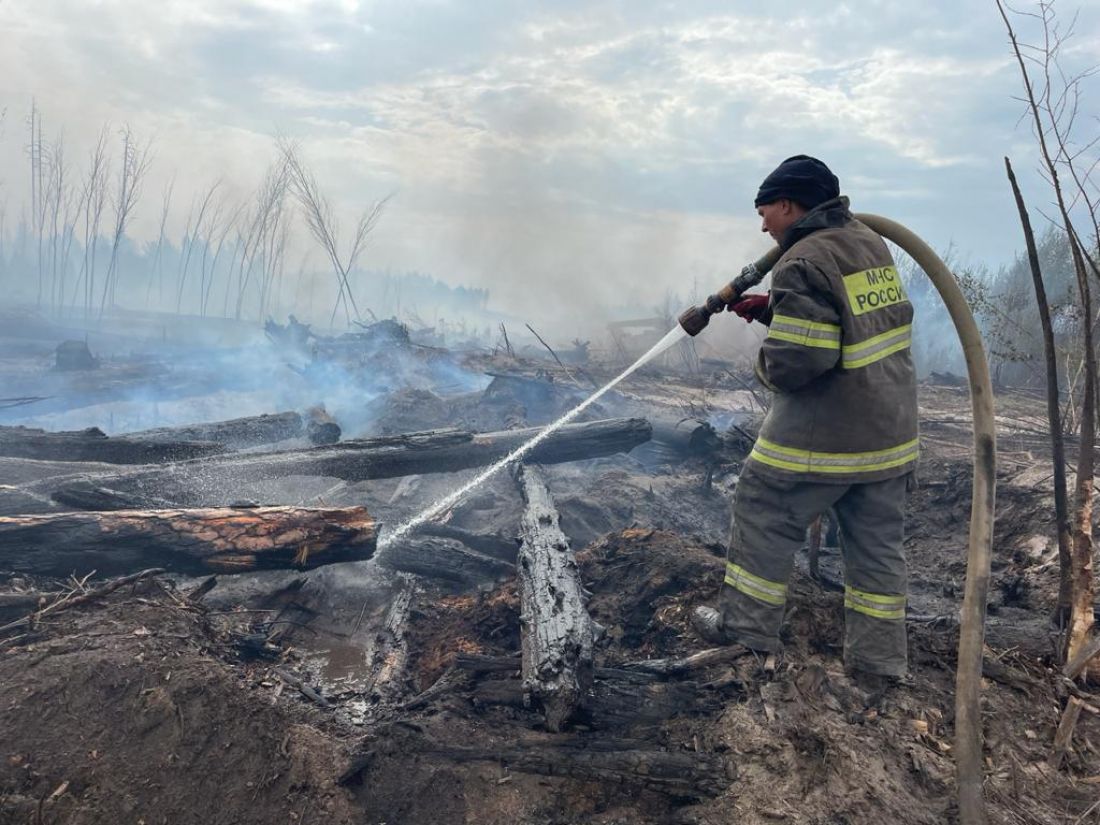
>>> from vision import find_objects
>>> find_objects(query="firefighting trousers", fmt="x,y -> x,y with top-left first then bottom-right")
718,463 -> 910,676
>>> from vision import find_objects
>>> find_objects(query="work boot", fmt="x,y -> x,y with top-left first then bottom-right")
691,606 -> 731,645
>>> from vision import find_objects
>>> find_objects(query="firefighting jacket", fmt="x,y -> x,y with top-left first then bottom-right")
748,196 -> 919,483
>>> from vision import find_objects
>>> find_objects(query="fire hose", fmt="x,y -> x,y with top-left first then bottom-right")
679,214 -> 996,825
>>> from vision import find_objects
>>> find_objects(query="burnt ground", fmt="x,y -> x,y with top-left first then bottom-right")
1,358 -> 1098,824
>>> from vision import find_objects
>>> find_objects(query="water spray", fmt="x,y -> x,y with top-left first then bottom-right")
378,325 -> 688,551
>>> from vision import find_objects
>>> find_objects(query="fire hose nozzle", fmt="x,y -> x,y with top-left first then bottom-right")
678,249 -> 782,337
677,304 -> 712,337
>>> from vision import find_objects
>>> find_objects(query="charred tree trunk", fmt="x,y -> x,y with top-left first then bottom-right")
124,411 -> 304,449
514,463 -> 594,732
44,418 -> 652,509
1005,157 -> 1073,620
0,505 -> 377,577
343,725 -> 731,800
0,425 -> 226,464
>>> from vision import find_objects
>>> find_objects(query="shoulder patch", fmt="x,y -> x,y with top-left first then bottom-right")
843,266 -> 907,316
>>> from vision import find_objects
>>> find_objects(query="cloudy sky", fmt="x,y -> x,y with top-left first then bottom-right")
0,0 -> 1097,325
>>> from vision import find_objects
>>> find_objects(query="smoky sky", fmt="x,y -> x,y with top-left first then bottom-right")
0,0 -> 1097,326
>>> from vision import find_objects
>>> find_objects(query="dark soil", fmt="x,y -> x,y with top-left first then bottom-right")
0,583 -> 362,825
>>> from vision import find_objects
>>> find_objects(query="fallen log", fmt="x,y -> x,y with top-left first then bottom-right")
375,536 -> 514,589
514,463 -> 594,732
124,411 -> 304,449
631,417 -> 720,466
343,726 -> 731,799
46,417 -> 652,509
470,674 -> 719,730
0,425 -> 226,464
414,524 -> 518,562
0,506 -> 377,577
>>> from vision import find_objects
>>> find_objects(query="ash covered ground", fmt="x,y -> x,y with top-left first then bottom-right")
0,308 -> 1095,825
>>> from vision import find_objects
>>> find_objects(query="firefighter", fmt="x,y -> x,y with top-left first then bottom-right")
693,155 -> 918,678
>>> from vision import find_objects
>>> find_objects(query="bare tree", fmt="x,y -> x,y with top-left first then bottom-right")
200,198 -> 242,317
145,176 -> 175,309
74,126 -> 111,318
26,101 -> 46,307
233,157 -> 291,320
99,126 -> 152,318
1006,157 -> 1074,621
175,180 -> 220,314
996,0 -> 1098,673
280,141 -> 388,327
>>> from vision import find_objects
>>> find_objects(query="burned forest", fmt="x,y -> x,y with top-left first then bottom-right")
4,2 -> 1100,824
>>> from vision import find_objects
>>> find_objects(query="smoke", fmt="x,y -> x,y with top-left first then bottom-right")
2,310 -> 490,438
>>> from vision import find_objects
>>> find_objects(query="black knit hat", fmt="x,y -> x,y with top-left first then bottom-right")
754,155 -> 840,209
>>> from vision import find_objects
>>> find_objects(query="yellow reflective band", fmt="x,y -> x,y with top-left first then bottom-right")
768,314 -> 842,350
843,266 -> 907,316
768,329 -> 842,350
749,436 -> 919,474
844,599 -> 906,620
842,324 -> 912,369
845,585 -> 906,620
725,561 -> 787,607
845,586 -> 906,606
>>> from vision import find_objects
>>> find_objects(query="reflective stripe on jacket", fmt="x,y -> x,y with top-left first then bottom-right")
747,197 -> 919,483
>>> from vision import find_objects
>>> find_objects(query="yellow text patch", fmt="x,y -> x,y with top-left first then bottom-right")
843,266 -> 907,316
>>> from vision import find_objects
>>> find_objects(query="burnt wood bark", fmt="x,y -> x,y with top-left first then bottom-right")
1005,157 -> 1072,621
414,524 -> 518,562
375,536 -> 514,588
633,418 -> 720,464
469,673 -> 719,729
0,505 -> 377,577
305,406 -> 341,445
357,732 -> 732,799
124,411 -> 304,449
514,463 -> 595,732
45,417 -> 652,509
0,425 -> 226,464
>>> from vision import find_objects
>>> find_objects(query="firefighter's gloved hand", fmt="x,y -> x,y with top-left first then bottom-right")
729,292 -> 771,324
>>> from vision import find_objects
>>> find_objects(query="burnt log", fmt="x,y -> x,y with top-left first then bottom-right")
414,524 -> 518,562
514,463 -> 594,731
0,425 -> 226,464
631,418 -> 720,466
305,406 -> 341,445
45,417 -> 652,509
124,411 -> 304,449
344,725 -> 731,799
375,536 -> 514,588
470,673 -> 719,730
0,505 -> 377,577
